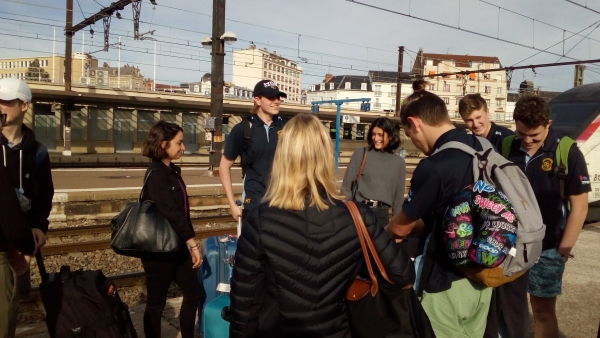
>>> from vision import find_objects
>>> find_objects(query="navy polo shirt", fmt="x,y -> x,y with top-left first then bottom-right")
486,122 -> 514,152
223,114 -> 286,210
403,127 -> 483,293
506,128 -> 591,250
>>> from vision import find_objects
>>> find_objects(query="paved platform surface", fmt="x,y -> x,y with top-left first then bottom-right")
15,224 -> 600,338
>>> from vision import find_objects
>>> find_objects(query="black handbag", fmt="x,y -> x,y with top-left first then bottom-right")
344,201 -> 436,338
110,169 -> 181,258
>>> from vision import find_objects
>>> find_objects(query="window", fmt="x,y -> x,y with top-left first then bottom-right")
392,99 -> 395,108
264,62 -> 267,68
375,98 -> 380,108
497,87 -> 502,95
320,83 -> 325,90
88,108 -> 110,141
277,75 -> 280,81
360,83 -> 367,90
443,84 -> 450,92
470,86 -> 475,93
496,99 -> 502,107
426,60 -> 433,66
456,97 -> 461,105
137,111 -> 156,141
374,85 -> 381,96
428,84 -> 435,91
268,64 -> 272,70
345,82 -> 351,89
311,85 -> 315,91
485,86 -> 491,94
486,99 -> 491,106
443,97 -> 450,104
391,85 -> 397,97
329,83 -> 334,90
264,71 -> 267,77
483,74 -> 490,80
496,75 -> 502,82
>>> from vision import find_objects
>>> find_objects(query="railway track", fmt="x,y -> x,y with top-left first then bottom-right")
41,215 -> 236,256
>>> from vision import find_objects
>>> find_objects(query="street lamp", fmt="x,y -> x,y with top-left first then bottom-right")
201,21 -> 237,175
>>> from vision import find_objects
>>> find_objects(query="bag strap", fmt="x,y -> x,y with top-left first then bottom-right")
417,217 -> 438,298
241,116 -> 253,178
344,201 -> 392,296
35,251 -> 49,283
352,148 -> 368,200
139,169 -> 156,202
356,148 -> 367,185
554,136 -> 575,203
501,135 -> 516,159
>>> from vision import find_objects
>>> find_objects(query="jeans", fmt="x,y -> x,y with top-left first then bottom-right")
142,253 -> 205,338
0,253 -> 19,338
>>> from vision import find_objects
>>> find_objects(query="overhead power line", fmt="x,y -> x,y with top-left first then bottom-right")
346,0 -> 599,65
565,0 -> 600,15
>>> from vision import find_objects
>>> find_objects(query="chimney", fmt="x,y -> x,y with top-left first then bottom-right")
324,74 -> 333,83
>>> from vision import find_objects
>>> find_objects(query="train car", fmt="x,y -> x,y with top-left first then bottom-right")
549,82 -> 600,221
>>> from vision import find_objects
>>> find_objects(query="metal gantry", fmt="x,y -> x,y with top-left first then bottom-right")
310,98 -> 371,172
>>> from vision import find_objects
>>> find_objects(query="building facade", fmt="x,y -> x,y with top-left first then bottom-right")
232,45 -> 303,103
88,64 -> 144,89
412,50 -> 509,121
0,53 -> 98,84
368,71 -> 414,112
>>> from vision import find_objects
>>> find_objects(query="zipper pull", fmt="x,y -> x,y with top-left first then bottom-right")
523,244 -> 528,263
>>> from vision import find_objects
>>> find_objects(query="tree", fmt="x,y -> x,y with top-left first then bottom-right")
25,59 -> 51,82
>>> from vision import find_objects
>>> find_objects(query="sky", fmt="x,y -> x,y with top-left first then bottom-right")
1,0 -> 600,93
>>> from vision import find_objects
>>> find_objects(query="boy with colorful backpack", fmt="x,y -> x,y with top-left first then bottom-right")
389,90 -> 547,337
503,95 -> 590,338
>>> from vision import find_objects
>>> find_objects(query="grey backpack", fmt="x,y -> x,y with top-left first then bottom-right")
436,137 -> 545,284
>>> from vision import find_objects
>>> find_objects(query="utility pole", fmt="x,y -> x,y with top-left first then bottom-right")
208,0 -> 226,176
65,0 -> 73,91
63,0 -> 74,156
395,46 -> 404,115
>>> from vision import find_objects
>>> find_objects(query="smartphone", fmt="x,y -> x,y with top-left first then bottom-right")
0,113 -> 7,126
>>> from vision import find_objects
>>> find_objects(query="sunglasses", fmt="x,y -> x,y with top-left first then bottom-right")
0,113 -> 6,126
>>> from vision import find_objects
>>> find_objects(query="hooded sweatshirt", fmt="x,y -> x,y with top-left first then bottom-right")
0,125 -> 54,234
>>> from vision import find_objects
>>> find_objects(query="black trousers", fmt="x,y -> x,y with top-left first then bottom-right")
141,253 -> 205,338
483,271 -> 529,338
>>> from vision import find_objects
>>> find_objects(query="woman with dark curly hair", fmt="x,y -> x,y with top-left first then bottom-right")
342,117 -> 406,228
140,120 -> 204,338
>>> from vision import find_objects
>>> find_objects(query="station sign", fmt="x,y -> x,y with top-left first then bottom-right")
342,115 -> 360,124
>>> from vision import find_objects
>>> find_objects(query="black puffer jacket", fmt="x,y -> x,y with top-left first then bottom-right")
230,198 -> 415,338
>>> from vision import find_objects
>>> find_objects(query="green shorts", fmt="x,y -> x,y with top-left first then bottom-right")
528,248 -> 566,298
420,278 -> 493,338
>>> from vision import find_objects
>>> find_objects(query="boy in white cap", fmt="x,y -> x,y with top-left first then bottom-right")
0,78 -> 54,314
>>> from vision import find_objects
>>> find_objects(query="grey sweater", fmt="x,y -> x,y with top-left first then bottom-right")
342,148 -> 406,215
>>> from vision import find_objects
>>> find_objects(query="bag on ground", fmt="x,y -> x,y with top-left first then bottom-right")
36,252 -> 137,338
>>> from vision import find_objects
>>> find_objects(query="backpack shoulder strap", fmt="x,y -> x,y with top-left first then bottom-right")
554,136 -> 576,203
241,116 -> 253,178
501,135 -> 516,159
435,141 -> 478,155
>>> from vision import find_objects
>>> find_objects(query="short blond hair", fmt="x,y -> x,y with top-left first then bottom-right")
263,114 -> 343,211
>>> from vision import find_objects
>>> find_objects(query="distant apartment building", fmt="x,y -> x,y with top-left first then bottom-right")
412,49 -> 508,121
181,74 -> 253,100
306,74 -> 373,110
232,45 -> 303,103
0,53 -> 98,84
368,71 -> 414,112
88,63 -> 144,89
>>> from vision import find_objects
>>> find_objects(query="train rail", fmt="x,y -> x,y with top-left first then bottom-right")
41,215 -> 236,256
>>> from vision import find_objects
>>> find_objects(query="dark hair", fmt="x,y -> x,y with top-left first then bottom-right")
367,117 -> 400,152
412,79 -> 428,92
458,93 -> 487,119
141,120 -> 184,160
400,91 -> 451,127
513,95 -> 550,128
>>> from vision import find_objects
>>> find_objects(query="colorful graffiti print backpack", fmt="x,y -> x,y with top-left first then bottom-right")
436,137 -> 545,287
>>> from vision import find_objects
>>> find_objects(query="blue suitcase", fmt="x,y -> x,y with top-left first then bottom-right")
202,295 -> 231,338
198,235 -> 237,335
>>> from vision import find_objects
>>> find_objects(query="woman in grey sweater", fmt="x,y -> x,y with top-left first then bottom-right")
342,117 -> 406,228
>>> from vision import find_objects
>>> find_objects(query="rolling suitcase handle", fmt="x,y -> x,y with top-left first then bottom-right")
236,199 -> 242,237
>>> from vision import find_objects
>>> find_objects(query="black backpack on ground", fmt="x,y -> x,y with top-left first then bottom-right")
36,252 -> 137,338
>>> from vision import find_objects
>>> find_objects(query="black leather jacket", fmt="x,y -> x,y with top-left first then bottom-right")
141,160 -> 195,243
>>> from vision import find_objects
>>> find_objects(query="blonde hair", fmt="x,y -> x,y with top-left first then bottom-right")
263,114 -> 343,211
